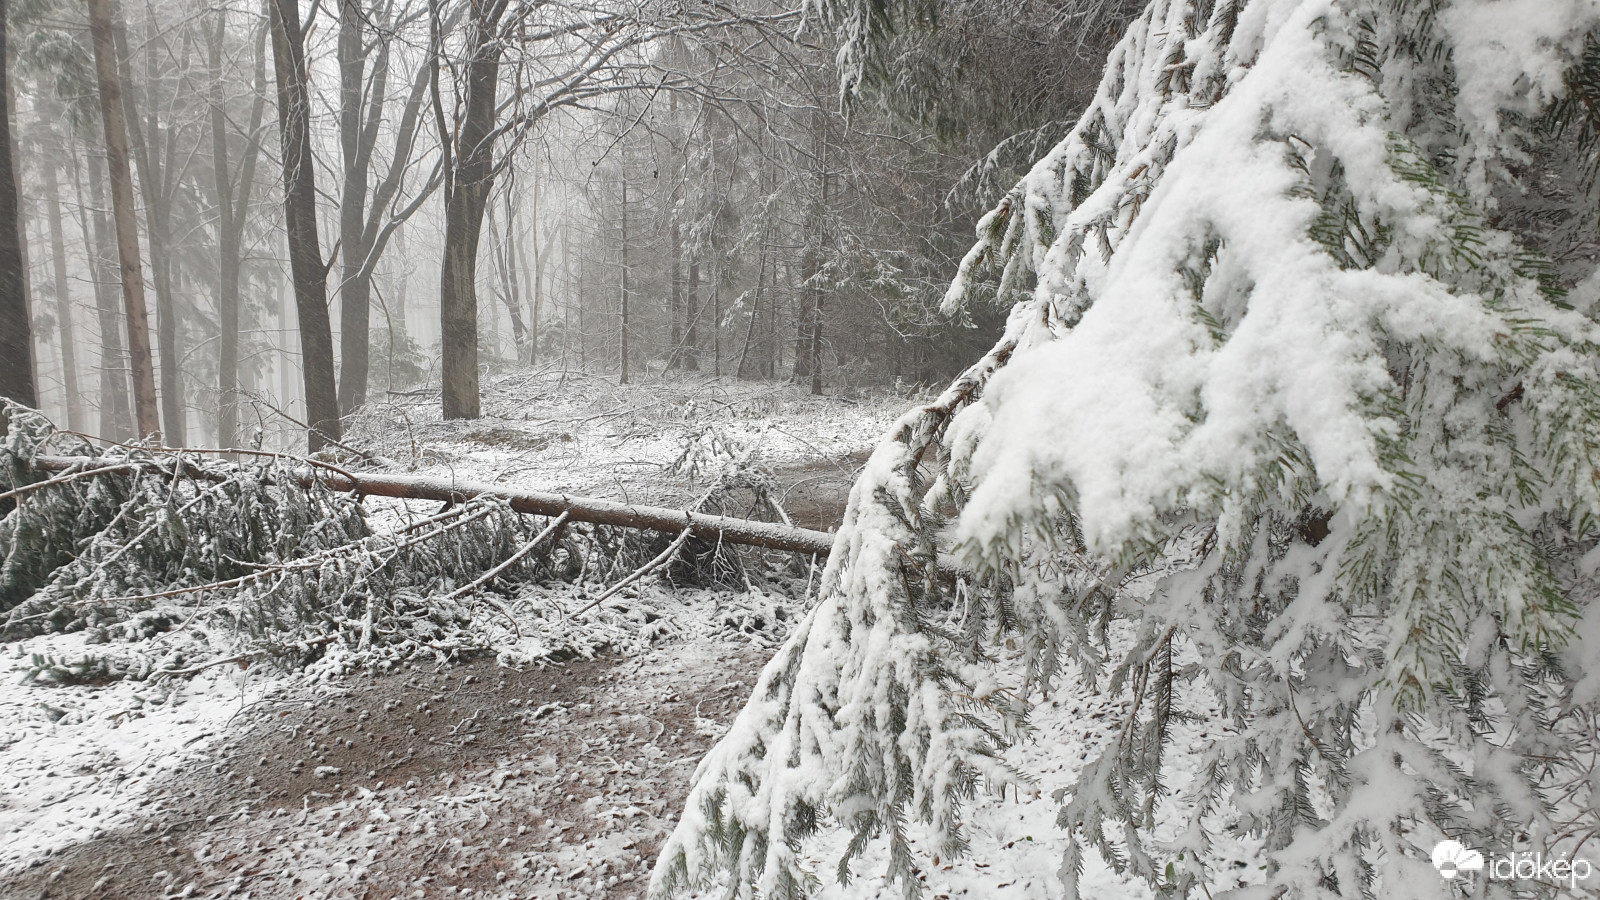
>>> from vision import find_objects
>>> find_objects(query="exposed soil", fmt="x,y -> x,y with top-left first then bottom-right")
2,646 -> 768,900
772,449 -> 870,533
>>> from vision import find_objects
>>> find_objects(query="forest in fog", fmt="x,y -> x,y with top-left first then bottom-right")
0,0 -> 1134,452
11,0 -> 1600,897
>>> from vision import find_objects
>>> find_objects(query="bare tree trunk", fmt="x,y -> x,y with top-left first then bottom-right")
685,259 -> 699,371
492,192 -> 528,359
42,161 -> 84,430
71,146 -> 132,440
210,9 -> 266,448
87,0 -> 159,439
526,169 -> 541,367
736,245 -> 765,380
336,0 -> 373,414
791,258 -> 814,381
438,0 -> 508,421
34,451 -> 850,557
117,8 -> 185,444
794,112 -> 828,395
619,179 -> 630,384
668,218 -> 682,370
809,126 -> 829,397
577,250 -> 586,371
0,0 -> 32,409
561,224 -> 572,372
269,0 -> 342,450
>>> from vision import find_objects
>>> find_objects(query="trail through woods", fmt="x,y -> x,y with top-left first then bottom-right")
0,377 -> 896,899
2,376 -> 1253,899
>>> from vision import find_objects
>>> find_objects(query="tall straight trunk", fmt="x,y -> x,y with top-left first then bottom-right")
269,0 -> 341,450
0,0 -> 32,409
438,0 -> 507,420
794,113 -> 828,394
492,193 -> 528,358
117,8 -> 185,444
809,136 -> 829,396
712,274 -> 721,378
582,245 -> 595,368
526,170 -> 540,367
42,161 -> 83,430
668,218 -> 682,369
209,9 -> 266,448
87,0 -> 158,439
685,259 -> 699,371
72,146 -> 132,439
792,258 -> 813,380
336,0 -> 372,413
809,273 -> 823,395
619,179 -> 630,385
736,243 -> 765,380
561,224 -> 571,371
277,271 -> 295,418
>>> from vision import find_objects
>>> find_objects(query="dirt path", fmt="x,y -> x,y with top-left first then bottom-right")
771,449 -> 870,533
3,643 -> 769,900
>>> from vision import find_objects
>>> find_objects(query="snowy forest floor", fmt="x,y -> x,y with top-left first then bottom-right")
1,372 -> 1260,900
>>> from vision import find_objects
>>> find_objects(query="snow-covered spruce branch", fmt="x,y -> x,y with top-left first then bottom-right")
654,1 -> 1600,898
652,336 -> 1023,900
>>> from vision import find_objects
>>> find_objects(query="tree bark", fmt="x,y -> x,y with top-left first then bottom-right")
619,179 -> 630,384
116,8 -> 185,444
269,0 -> 342,451
41,160 -> 83,430
438,0 -> 508,421
685,259 -> 699,371
209,10 -> 267,448
70,146 -> 132,440
32,453 -> 843,557
668,218 -> 682,370
526,169 -> 541,367
336,0 -> 374,414
87,0 -> 159,440
0,0 -> 32,409
492,193 -> 528,359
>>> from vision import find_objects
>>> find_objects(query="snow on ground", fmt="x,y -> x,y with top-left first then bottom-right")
0,630 -> 275,871
0,375 -> 1218,900
341,370 -> 909,509
800,635 -> 1265,900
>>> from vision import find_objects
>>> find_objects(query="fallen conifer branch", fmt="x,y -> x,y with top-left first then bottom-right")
24,452 -> 976,578
30,453 -> 837,555
571,525 -> 695,618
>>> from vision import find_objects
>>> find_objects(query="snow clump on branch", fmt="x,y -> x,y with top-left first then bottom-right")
653,1 -> 1600,898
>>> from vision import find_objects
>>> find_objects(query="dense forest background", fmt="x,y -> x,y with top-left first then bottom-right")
0,0 -> 1138,452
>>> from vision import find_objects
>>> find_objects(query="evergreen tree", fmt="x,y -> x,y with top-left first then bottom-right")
652,1 -> 1600,898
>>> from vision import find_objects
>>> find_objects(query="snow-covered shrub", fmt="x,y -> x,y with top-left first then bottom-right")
653,1 -> 1600,898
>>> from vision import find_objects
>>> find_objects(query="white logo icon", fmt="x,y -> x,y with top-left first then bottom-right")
1432,840 -> 1485,879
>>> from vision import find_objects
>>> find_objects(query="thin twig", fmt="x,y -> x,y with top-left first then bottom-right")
445,511 -> 571,638
104,503 -> 499,604
0,461 -> 142,503
570,525 -> 694,618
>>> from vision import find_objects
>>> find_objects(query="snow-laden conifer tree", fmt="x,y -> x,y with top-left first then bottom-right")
653,0 -> 1600,898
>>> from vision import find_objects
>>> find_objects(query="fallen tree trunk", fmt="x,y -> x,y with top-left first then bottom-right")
30,454 -> 839,557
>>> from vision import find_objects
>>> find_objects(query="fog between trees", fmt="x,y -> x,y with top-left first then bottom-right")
0,0 -> 1135,452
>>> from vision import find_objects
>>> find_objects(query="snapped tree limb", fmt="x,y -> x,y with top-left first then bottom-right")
28,453 -> 838,556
